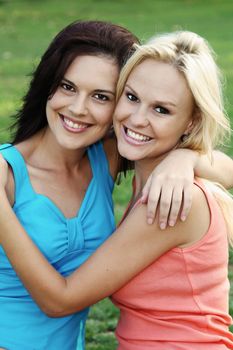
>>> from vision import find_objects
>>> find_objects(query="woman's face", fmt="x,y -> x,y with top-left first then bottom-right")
114,58 -> 195,163
46,55 -> 119,150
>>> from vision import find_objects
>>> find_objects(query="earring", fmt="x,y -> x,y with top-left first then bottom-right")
180,134 -> 189,142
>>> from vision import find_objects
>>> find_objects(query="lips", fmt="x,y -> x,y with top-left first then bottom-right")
122,126 -> 152,144
59,114 -> 91,133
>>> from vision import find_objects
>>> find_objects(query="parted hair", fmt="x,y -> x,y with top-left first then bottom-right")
11,20 -> 139,144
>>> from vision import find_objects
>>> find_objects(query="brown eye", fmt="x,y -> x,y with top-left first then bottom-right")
60,82 -> 75,92
93,93 -> 109,101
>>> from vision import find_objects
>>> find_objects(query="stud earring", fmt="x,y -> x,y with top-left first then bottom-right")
180,134 -> 189,142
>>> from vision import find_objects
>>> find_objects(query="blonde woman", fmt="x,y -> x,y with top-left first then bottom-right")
0,31 -> 233,349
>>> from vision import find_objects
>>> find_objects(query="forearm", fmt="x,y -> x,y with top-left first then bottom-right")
0,190 -> 69,316
0,187 -> 188,318
195,150 -> 233,189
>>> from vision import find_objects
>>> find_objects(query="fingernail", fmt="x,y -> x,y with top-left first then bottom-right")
169,220 -> 175,227
147,218 -> 153,225
181,215 -> 186,222
160,222 -> 166,230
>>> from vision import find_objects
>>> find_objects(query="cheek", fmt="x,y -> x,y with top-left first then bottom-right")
45,102 -> 52,120
46,93 -> 61,112
95,105 -> 115,126
113,101 -> 127,123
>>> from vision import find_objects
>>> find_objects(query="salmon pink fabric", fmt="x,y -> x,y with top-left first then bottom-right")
112,179 -> 233,349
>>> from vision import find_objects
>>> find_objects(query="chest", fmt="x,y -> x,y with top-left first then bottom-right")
2,168 -> 115,271
31,169 -> 91,218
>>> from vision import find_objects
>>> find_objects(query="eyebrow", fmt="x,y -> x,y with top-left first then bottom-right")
62,78 -> 116,96
125,83 -> 177,107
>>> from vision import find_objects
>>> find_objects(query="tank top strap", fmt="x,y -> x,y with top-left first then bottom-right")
193,178 -> 214,206
193,177 -> 223,231
0,143 -> 35,200
87,141 -> 114,190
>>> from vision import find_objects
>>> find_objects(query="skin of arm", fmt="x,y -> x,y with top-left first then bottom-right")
141,148 -> 233,227
195,150 -> 233,189
0,180 -> 209,317
104,136 -> 197,227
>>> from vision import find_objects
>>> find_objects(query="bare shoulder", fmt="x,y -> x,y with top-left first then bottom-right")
15,139 -> 35,159
178,180 -> 210,248
2,139 -> 36,205
120,181 -> 211,251
103,136 -> 118,180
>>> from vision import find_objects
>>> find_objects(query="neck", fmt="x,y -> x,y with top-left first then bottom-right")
133,154 -> 168,196
19,128 -> 87,172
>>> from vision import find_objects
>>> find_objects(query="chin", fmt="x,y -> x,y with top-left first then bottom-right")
117,147 -> 139,162
57,138 -> 83,150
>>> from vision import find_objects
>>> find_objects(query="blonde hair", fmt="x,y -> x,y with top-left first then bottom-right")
116,31 -> 233,245
117,31 -> 231,155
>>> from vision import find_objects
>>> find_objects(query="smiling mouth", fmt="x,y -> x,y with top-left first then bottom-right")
60,114 -> 92,132
123,126 -> 152,143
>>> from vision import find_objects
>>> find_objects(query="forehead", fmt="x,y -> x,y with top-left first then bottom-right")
127,58 -> 193,106
65,55 -> 119,87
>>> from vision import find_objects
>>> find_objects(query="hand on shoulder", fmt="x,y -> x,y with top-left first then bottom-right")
122,180 -> 210,261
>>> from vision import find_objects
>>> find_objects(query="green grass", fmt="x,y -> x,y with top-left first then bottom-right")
0,0 -> 233,348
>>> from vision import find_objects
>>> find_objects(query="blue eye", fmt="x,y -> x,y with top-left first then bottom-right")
126,93 -> 138,102
155,106 -> 169,115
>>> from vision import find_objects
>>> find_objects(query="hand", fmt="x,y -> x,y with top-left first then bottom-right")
0,154 -> 9,190
142,149 -> 198,229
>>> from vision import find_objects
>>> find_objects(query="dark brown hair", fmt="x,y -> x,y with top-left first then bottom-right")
11,20 -> 139,143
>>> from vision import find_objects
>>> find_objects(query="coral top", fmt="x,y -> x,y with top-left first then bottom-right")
112,179 -> 233,349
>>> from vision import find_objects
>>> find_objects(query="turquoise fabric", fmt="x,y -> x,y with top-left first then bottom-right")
0,142 -> 115,350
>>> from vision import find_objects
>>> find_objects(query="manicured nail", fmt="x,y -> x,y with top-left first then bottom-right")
181,215 -> 186,222
160,222 -> 166,230
147,218 -> 153,225
169,220 -> 175,227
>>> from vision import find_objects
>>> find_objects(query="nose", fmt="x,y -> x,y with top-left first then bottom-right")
68,94 -> 88,116
130,104 -> 149,127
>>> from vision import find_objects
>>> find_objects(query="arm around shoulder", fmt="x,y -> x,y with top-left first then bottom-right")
195,151 -> 233,189
0,180 -> 210,317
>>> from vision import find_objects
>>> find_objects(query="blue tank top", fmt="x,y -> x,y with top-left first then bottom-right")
0,142 -> 115,350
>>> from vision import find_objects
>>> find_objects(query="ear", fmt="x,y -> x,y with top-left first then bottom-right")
184,107 -> 201,135
184,120 -> 194,135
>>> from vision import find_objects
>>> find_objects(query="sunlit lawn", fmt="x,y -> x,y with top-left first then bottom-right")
0,0 -> 233,348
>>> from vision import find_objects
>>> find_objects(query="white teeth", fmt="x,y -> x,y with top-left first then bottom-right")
64,118 -> 87,129
126,128 -> 151,142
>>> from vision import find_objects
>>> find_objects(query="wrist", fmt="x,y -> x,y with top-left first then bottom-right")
171,149 -> 199,167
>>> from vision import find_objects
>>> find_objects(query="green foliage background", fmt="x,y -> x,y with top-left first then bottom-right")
0,0 -> 232,349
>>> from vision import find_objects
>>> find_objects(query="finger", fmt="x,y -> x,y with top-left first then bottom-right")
180,184 -> 193,221
146,186 -> 162,225
141,175 -> 152,203
158,185 -> 174,229
167,186 -> 183,227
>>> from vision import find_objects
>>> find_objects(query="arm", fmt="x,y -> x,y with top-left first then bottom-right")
0,180 -> 208,317
103,137 -> 196,228
195,150 -> 233,189
142,149 -> 233,227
